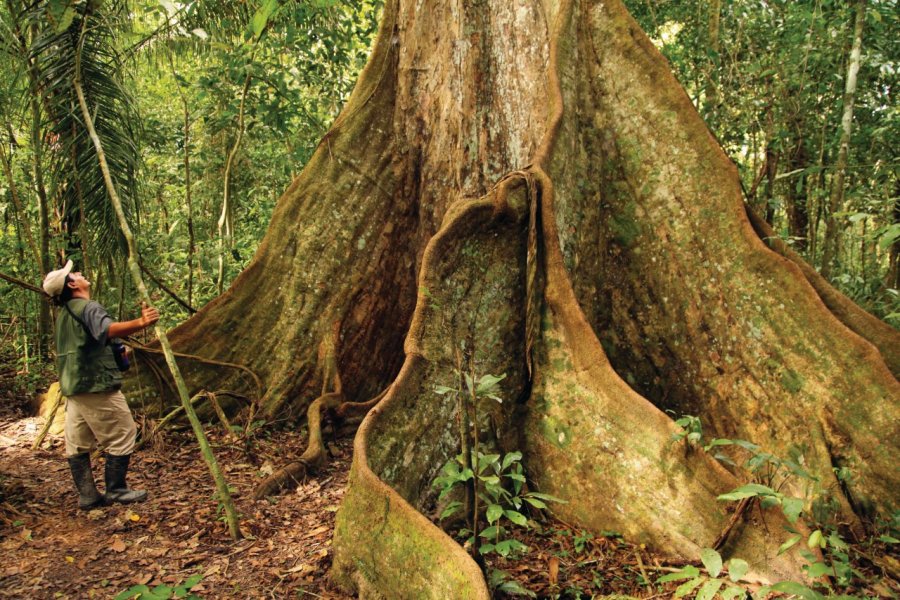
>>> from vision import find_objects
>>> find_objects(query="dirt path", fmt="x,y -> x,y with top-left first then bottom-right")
0,404 -> 353,599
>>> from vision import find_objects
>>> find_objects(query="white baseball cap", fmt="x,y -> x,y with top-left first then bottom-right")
42,260 -> 74,297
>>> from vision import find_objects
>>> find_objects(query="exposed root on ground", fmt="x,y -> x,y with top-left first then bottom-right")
252,325 -> 390,500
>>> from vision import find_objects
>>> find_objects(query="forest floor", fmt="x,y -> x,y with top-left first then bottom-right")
1,371 -> 897,599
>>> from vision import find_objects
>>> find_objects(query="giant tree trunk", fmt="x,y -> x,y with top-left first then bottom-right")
159,0 -> 898,595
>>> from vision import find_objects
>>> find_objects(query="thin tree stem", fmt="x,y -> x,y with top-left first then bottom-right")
74,17 -> 241,540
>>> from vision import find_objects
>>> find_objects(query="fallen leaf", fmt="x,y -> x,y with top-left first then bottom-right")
203,564 -> 220,577
548,556 -> 559,585
65,556 -> 74,563
304,525 -> 328,539
285,563 -> 316,575
134,572 -> 152,585
20,528 -> 32,541
110,537 -> 127,553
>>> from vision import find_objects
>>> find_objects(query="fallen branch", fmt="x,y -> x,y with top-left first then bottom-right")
207,391 -> 239,442
0,271 -> 45,296
31,387 -> 63,450
128,339 -> 263,403
134,391 -> 207,452
138,260 -> 196,314
712,496 -> 752,551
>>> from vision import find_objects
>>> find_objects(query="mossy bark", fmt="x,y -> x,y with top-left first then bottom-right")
149,0 -> 897,595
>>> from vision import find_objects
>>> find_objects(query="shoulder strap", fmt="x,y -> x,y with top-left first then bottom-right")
64,300 -> 90,332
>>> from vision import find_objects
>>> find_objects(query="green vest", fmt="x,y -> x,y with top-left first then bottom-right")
56,299 -> 122,396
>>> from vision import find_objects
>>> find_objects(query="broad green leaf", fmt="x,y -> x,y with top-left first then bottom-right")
441,501 -> 463,519
695,578 -> 724,600
497,579 -> 536,597
827,532 -> 848,551
486,504 -> 503,524
526,492 -> 566,503
523,497 -> 547,509
495,539 -> 513,556
778,534 -> 801,555
704,438 -> 734,449
479,542 -> 495,554
504,510 -> 528,526
433,385 -> 455,395
497,582 -> 535,597
807,529 -> 825,549
502,451 -> 523,470
114,586 -> 150,600
770,581 -> 824,600
878,534 -> 899,544
720,586 -> 746,600
717,483 -> 775,501
150,585 -> 173,597
480,525 -> 499,538
476,373 -> 506,395
781,497 -> 804,523
251,0 -> 280,39
727,558 -> 749,582
732,440 -> 760,452
805,562 -> 831,578
673,576 -> 704,598
191,28 -> 209,39
478,453 -> 501,470
700,547 -> 723,577
657,565 -> 700,583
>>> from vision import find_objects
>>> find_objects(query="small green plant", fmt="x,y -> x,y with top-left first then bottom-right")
670,413 -> 703,447
573,529 -> 593,554
434,449 -> 561,557
488,568 -> 537,598
433,362 -> 562,560
656,547 -> 749,599
670,416 -> 817,526
114,573 -> 203,600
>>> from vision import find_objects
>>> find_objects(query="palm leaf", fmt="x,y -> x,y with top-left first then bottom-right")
26,0 -> 141,263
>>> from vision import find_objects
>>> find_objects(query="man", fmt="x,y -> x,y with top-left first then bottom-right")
42,260 -> 159,510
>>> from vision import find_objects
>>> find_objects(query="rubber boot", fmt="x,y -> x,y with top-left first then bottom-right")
104,453 -> 147,503
67,453 -> 104,510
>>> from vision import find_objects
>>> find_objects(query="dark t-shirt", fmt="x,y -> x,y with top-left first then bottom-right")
80,302 -> 113,345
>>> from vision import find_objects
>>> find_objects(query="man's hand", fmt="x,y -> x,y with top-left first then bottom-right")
141,305 -> 160,328
108,304 -> 160,339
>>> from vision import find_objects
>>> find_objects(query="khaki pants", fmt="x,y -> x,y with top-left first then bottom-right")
64,390 -> 137,457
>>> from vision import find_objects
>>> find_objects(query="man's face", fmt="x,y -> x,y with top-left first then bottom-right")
67,272 -> 91,294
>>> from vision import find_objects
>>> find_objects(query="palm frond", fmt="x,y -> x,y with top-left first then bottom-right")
27,0 -> 141,263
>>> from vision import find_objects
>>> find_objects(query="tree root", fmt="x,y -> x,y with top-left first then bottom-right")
128,338 -> 264,405
251,384 -> 390,500
252,392 -> 343,499
744,204 -> 900,376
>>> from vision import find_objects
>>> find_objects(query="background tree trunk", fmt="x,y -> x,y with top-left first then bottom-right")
821,0 -> 867,279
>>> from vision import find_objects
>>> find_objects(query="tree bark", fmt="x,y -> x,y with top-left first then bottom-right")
146,0 -> 898,595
